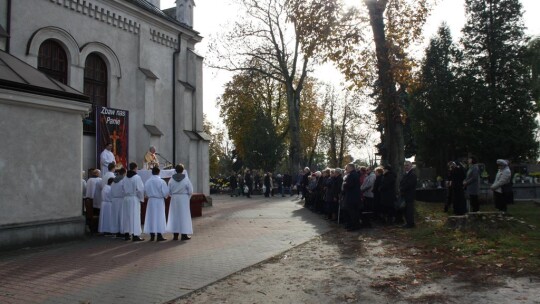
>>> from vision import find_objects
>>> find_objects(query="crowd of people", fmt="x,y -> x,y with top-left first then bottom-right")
294,161 -> 418,230
83,160 -> 194,242
222,157 -> 514,230
445,157 -> 513,214
225,161 -> 418,230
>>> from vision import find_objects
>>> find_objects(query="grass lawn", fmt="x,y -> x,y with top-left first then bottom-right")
400,200 -> 540,275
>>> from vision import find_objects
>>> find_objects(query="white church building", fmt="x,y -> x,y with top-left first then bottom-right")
2,0 -> 209,192
0,0 -> 209,248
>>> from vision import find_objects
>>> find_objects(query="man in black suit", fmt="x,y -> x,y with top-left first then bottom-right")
400,161 -> 417,228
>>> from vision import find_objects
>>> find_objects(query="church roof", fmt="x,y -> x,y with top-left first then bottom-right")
0,50 -> 89,102
126,0 -> 198,33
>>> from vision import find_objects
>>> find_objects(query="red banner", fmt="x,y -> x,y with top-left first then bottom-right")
96,106 -> 129,169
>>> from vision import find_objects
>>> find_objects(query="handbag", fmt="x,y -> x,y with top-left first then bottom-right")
395,197 -> 406,210
501,183 -> 512,194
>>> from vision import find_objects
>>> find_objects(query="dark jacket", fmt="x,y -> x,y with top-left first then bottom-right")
373,174 -> 383,204
283,174 -> 292,187
244,173 -> 253,189
301,171 -> 310,187
229,175 -> 238,189
343,170 -> 361,207
380,171 -> 397,208
400,169 -> 417,203
332,174 -> 343,202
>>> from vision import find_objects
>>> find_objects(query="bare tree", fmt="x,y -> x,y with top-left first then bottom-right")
209,0 -> 362,173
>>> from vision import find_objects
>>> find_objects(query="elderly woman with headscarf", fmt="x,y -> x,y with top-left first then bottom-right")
490,159 -> 512,212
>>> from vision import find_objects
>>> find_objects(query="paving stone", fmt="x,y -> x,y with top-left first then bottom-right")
0,195 -> 332,304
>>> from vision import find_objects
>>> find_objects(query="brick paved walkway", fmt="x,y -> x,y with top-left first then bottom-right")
0,195 -> 333,304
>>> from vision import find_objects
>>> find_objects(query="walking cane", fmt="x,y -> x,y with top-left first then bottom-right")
337,199 -> 341,224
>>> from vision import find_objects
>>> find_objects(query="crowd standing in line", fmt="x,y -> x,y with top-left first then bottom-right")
222,157 -> 513,230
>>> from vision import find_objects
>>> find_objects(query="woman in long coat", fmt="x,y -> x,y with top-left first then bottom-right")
166,164 -> 193,241
379,165 -> 397,224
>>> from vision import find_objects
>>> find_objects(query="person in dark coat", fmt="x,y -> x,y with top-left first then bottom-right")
237,174 -> 244,197
283,173 -> 292,196
301,167 -> 311,201
400,161 -> 417,228
450,161 -> 467,215
332,168 -> 344,221
229,173 -> 238,197
275,174 -> 284,197
244,169 -> 253,198
444,161 -> 455,213
372,167 -> 384,220
264,172 -> 271,197
463,156 -> 480,212
379,165 -> 397,224
343,163 -> 361,230
324,169 -> 334,219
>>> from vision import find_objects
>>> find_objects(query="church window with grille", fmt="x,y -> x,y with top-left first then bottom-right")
37,39 -> 68,84
83,53 -> 108,134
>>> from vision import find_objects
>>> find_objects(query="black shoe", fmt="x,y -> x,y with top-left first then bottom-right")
157,234 -> 167,241
132,236 -> 145,242
150,233 -> 155,242
173,233 -> 179,241
124,233 -> 131,241
181,234 -> 191,241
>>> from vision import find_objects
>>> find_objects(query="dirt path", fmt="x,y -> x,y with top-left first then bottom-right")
173,227 -> 540,304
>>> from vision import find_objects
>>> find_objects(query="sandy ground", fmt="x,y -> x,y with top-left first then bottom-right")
172,226 -> 540,304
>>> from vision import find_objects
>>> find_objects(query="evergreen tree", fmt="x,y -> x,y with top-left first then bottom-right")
526,37 -> 540,107
410,24 -> 464,174
460,0 -> 538,167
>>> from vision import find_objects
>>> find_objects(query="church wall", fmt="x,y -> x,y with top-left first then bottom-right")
7,0 -> 207,193
0,89 -> 90,249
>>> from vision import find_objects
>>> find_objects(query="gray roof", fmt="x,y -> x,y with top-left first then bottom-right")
0,50 -> 89,102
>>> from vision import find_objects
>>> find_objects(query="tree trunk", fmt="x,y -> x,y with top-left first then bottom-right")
338,105 -> 347,168
365,0 -> 405,182
287,85 -> 302,174
329,99 -> 338,168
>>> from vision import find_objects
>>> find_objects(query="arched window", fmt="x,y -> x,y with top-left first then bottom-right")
38,39 -> 68,84
83,53 -> 108,134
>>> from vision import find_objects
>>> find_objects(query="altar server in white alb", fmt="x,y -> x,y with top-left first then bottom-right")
100,142 -> 115,175
166,164 -> 193,241
122,162 -> 145,241
144,167 -> 169,241
98,178 -> 114,234
110,167 -> 126,238
85,169 -> 103,211
102,163 -> 116,188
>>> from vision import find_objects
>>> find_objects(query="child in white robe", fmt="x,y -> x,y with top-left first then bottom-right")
98,178 -> 114,234
144,167 -> 169,241
166,164 -> 193,241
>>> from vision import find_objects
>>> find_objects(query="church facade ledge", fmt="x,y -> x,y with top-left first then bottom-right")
149,28 -> 177,49
48,0 -> 141,35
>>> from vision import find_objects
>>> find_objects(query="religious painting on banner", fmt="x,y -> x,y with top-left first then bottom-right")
96,106 -> 129,169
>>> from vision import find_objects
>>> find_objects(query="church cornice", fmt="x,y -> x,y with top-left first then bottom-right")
48,0 -> 141,35
149,28 -> 177,49
46,0 -> 202,44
